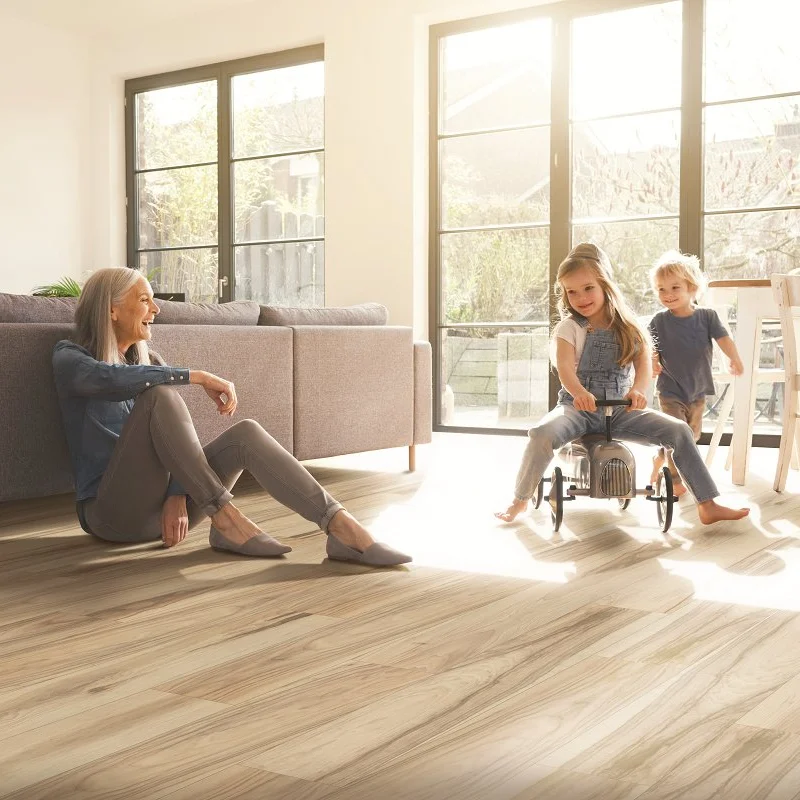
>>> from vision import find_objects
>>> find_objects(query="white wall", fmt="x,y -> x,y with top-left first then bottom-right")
89,0 -> 540,334
0,11 -> 91,294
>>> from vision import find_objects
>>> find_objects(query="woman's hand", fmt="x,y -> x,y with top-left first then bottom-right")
573,390 -> 597,412
161,494 -> 189,547
190,370 -> 237,416
624,388 -> 648,411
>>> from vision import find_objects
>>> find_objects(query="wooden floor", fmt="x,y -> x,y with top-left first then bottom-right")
2,433 -> 799,800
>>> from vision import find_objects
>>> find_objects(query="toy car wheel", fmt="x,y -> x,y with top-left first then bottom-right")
656,467 -> 674,533
533,479 -> 544,510
618,498 -> 631,510
549,466 -> 563,532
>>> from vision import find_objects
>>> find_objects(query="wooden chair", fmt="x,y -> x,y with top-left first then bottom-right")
704,304 -> 784,469
771,273 -> 800,492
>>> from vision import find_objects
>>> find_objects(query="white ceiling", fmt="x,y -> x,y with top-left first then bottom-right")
2,0 -> 261,35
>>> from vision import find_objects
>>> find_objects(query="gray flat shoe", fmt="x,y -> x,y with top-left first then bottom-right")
209,526 -> 292,557
326,532 -> 412,566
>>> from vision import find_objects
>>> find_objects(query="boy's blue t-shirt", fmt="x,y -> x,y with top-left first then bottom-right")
648,307 -> 729,403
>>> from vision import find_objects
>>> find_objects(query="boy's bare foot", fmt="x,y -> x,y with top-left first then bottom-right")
672,478 -> 687,498
697,499 -> 749,524
495,498 -> 528,523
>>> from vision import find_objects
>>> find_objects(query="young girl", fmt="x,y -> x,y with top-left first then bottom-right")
648,251 -> 744,493
495,243 -> 748,525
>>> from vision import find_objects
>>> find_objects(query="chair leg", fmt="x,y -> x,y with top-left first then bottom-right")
775,387 -> 797,492
706,385 -> 735,467
408,444 -> 416,473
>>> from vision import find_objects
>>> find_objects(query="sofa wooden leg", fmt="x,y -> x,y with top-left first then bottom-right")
408,445 -> 416,473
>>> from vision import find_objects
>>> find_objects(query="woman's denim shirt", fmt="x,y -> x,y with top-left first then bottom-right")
52,340 -> 190,501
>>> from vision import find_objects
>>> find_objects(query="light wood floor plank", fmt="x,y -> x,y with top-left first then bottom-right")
2,434 -> 799,799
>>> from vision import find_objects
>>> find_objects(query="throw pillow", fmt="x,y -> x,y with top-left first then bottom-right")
154,299 -> 260,325
258,302 -> 388,326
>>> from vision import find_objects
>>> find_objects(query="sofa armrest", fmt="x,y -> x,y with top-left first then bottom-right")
414,341 -> 432,444
292,325 -> 414,460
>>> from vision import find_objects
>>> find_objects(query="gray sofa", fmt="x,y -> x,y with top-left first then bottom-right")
0,294 -> 431,503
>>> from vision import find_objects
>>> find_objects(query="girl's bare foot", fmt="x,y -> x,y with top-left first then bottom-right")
211,502 -> 271,545
697,499 -> 749,524
495,498 -> 528,523
672,478 -> 687,498
650,452 -> 666,485
327,509 -> 375,552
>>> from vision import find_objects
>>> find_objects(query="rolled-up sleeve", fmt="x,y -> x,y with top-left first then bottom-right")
52,341 -> 189,402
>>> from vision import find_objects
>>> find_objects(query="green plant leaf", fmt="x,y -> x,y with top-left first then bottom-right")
31,277 -> 82,297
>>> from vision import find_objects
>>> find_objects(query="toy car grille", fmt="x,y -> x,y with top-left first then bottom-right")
600,458 -> 632,497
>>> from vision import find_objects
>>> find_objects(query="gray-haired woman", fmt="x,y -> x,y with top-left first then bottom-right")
52,267 -> 411,566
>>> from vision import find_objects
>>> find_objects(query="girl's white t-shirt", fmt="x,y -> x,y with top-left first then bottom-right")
550,318 -> 587,369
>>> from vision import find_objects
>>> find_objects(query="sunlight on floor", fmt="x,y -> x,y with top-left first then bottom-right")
660,549 -> 800,612
319,434 -> 797,599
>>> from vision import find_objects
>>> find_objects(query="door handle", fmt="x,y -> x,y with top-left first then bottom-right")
218,275 -> 229,299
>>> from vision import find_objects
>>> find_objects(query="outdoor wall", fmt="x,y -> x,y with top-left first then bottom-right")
0,11 -> 90,294
88,0 -> 543,334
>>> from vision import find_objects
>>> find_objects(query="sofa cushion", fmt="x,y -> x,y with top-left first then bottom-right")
0,293 -> 77,323
258,302 -> 388,327
154,299 -> 260,325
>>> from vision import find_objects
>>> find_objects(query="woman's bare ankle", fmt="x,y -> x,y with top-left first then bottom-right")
211,503 -> 262,542
327,509 -> 374,551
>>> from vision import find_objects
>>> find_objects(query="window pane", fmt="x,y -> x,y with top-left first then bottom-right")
232,62 -> 324,159
140,248 -> 218,304
234,241 -> 324,306
137,166 -> 218,249
704,97 -> 800,212
441,19 -> 551,135
705,0 -> 800,103
572,3 -> 681,120
573,112 -> 680,219
441,128 -> 550,229
441,326 -> 550,429
135,81 -> 217,171
234,153 -> 323,243
704,209 -> 800,280
442,228 -> 550,324
572,219 -> 680,315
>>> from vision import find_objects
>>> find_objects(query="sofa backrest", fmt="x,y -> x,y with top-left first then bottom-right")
0,293 -> 77,323
0,323 -> 294,503
0,324 -> 76,501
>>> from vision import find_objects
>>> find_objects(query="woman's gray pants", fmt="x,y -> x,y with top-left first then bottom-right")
514,404 -> 720,504
82,386 -> 343,543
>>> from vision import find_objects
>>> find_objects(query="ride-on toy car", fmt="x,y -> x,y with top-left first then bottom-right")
533,399 -> 677,533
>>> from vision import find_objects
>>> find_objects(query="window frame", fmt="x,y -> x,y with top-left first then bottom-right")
125,44 -> 324,304
430,0 -> 796,448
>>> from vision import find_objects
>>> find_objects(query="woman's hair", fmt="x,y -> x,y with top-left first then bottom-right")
74,267 -> 151,365
649,250 -> 705,300
555,242 -> 650,366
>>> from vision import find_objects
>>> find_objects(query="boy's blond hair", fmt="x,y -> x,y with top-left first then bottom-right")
649,250 -> 706,301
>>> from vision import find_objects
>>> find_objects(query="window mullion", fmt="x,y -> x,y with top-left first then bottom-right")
679,0 -> 704,259
218,67 -> 232,302
549,9 -> 571,411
